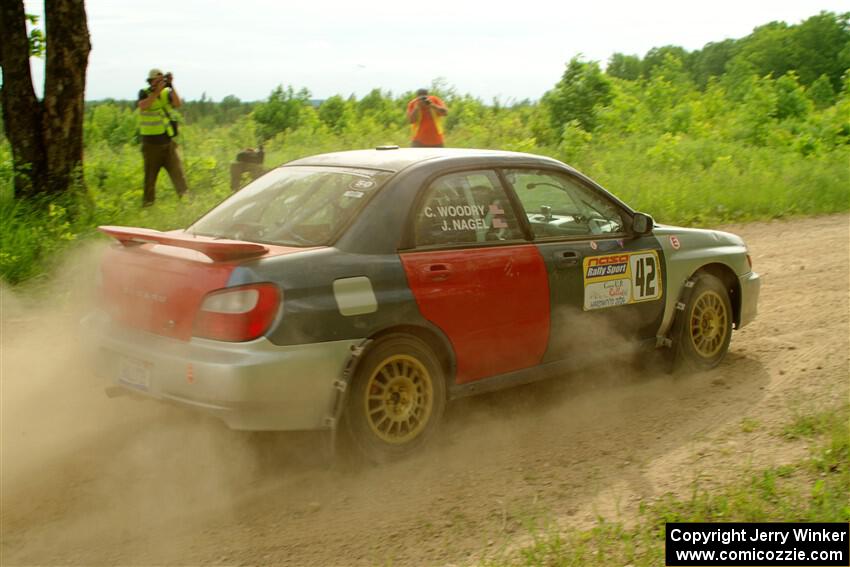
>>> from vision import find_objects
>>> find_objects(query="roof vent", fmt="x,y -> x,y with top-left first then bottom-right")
375,145 -> 399,151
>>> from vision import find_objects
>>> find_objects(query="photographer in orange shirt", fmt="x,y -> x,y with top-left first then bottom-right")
407,88 -> 449,147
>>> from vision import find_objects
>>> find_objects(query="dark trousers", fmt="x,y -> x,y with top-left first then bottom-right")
142,141 -> 189,206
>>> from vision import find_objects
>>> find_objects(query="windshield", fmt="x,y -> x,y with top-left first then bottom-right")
189,166 -> 391,246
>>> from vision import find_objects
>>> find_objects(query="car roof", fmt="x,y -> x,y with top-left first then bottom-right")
283,147 -> 564,173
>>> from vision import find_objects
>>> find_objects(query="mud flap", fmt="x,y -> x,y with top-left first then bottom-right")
664,276 -> 698,374
323,338 -> 373,461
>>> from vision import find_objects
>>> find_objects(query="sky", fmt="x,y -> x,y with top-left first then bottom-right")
21,0 -> 850,103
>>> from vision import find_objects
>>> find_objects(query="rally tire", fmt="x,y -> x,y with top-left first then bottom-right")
342,334 -> 446,463
676,274 -> 733,371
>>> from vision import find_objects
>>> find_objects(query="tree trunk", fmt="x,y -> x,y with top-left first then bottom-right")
0,0 -> 90,200
0,0 -> 48,199
43,0 -> 90,197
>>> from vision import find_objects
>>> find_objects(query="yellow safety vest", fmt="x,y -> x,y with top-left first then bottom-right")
411,102 -> 445,138
138,88 -> 176,137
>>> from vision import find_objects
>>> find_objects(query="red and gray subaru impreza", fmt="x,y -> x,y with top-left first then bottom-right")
86,147 -> 760,461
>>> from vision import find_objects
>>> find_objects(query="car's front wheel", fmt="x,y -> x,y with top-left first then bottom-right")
677,274 -> 733,370
343,334 -> 446,462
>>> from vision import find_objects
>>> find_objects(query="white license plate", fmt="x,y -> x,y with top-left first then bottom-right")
118,357 -> 151,390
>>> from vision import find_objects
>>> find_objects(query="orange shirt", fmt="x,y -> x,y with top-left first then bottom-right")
407,95 -> 446,146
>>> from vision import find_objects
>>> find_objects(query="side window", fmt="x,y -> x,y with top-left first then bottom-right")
504,169 -> 625,238
414,170 -> 524,247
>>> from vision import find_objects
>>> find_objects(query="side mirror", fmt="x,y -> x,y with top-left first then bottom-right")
632,212 -> 654,235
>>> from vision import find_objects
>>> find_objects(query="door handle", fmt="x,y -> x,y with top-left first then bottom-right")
424,263 -> 452,281
555,250 -> 580,268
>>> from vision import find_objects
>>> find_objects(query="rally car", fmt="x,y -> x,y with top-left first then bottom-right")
86,147 -> 760,461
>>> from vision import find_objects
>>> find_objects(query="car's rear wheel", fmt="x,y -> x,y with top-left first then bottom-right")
343,335 -> 446,462
677,274 -> 733,370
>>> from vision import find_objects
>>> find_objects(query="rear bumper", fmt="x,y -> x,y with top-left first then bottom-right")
738,271 -> 760,329
81,310 -> 359,431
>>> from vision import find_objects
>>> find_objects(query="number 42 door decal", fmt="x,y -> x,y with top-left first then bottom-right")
582,250 -> 663,310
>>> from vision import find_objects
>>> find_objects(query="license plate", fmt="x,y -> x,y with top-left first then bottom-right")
118,357 -> 151,391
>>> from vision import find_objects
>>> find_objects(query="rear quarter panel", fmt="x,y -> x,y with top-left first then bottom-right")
229,247 -> 438,347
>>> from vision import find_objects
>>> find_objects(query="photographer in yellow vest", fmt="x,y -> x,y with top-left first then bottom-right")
137,68 -> 189,206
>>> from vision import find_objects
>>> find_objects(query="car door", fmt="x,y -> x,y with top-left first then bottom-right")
399,169 -> 550,384
501,168 -> 666,362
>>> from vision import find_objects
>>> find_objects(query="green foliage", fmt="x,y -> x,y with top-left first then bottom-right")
0,197 -> 77,284
317,95 -> 350,133
737,21 -> 798,81
357,88 -> 405,128
558,120 -> 592,163
605,11 -> 850,94
252,85 -> 312,142
25,14 -> 45,58
642,45 -> 689,78
791,11 -> 850,89
84,103 -> 138,148
606,53 -> 641,81
808,74 -> 837,108
689,39 -> 739,88
775,72 -> 812,120
543,57 -> 613,136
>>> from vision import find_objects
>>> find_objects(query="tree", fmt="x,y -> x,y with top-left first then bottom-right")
733,21 -> 796,82
732,12 -> 850,91
689,39 -> 740,89
317,95 -> 348,133
0,0 -> 91,200
542,56 -> 612,135
642,45 -> 689,78
808,73 -> 837,108
356,88 -> 400,128
252,85 -> 311,142
774,72 -> 811,120
606,53 -> 642,81
791,11 -> 850,89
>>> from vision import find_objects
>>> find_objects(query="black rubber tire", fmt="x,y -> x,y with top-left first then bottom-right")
342,334 -> 446,463
676,274 -> 733,370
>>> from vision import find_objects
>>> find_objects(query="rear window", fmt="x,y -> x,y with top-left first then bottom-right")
190,166 -> 391,246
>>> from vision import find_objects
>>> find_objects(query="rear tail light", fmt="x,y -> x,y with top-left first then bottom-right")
746,254 -> 753,269
193,283 -> 281,342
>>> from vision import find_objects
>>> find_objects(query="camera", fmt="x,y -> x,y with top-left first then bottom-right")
419,95 -> 430,105
164,72 -> 173,88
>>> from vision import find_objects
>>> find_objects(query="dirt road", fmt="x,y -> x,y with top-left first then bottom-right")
2,214 -> 848,566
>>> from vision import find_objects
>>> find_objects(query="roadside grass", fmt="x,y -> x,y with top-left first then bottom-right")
488,405 -> 849,567
783,409 -> 842,440
573,142 -> 850,227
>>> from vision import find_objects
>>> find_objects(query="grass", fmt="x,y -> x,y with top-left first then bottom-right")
487,405 -> 850,566
740,417 -> 760,433
783,410 -> 841,440
576,141 -> 850,227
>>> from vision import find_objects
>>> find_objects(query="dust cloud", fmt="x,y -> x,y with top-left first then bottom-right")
1,241 -> 280,564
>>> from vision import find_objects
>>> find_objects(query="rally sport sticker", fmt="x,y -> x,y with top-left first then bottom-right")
582,250 -> 663,310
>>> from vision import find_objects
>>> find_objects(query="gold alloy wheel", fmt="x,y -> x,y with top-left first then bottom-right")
364,354 -> 434,445
688,289 -> 729,358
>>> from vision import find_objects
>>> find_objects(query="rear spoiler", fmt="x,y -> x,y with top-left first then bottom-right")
98,226 -> 269,262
